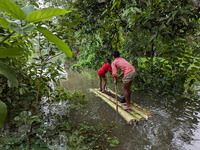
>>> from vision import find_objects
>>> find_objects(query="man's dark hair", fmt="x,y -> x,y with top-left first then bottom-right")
106,58 -> 111,63
112,51 -> 120,58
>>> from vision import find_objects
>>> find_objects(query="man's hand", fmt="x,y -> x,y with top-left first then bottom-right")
114,77 -> 117,84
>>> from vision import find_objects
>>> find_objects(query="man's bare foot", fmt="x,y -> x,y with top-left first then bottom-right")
101,90 -> 105,93
122,105 -> 132,110
121,103 -> 127,106
99,89 -> 102,92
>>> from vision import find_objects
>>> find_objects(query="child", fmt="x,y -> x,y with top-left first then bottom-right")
98,58 -> 112,92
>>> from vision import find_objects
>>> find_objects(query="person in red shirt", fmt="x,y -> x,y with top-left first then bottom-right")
112,51 -> 136,110
98,58 -> 112,92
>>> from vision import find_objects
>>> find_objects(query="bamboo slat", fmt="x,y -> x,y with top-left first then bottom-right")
93,89 -> 145,120
90,88 -> 156,122
95,89 -> 148,120
107,88 -> 153,119
90,88 -> 139,124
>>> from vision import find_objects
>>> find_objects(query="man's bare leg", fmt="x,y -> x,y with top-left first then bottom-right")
122,80 -> 133,110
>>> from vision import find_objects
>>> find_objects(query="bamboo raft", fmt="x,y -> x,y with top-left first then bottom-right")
90,88 -> 155,124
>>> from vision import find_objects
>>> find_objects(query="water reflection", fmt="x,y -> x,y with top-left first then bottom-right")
61,70 -> 200,150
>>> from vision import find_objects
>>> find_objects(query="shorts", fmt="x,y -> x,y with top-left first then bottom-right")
98,70 -> 105,77
122,70 -> 136,84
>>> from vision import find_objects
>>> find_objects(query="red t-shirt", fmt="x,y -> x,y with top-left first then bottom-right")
98,63 -> 111,77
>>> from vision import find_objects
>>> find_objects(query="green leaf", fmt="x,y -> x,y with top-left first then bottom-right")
9,24 -> 36,35
36,27 -> 72,57
179,16 -> 188,26
23,25 -> 36,33
171,10 -> 178,18
0,48 -> 23,58
22,5 -> 35,16
0,61 -> 18,87
31,2 -> 39,8
150,34 -> 157,42
9,24 -> 23,34
27,8 -> 70,23
0,0 -> 26,20
6,18 -> 21,25
111,1 -> 119,10
0,18 -> 10,28
133,7 -> 142,14
0,100 -> 7,128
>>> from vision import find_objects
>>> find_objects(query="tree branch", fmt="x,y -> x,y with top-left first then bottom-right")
0,31 -> 15,47
45,52 -> 64,62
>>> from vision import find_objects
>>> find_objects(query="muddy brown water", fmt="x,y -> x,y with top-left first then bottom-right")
61,70 -> 200,150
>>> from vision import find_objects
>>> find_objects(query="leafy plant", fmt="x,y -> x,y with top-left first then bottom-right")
0,100 -> 7,128
67,123 -> 119,149
0,0 -> 72,127
0,0 -> 72,86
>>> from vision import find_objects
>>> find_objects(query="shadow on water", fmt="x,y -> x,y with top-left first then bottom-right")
61,69 -> 200,150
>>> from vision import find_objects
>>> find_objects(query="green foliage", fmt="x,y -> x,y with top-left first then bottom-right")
27,8 -> 70,23
71,64 -> 83,73
107,136 -> 119,147
0,0 -> 200,149
0,18 -> 10,28
0,64 -> 87,149
135,51 -> 200,96
3,111 -> 49,150
0,61 -> 18,87
9,24 -> 36,35
0,0 -> 73,128
36,27 -> 72,57
0,0 -> 26,20
0,100 -> 7,128
0,0 -> 72,57
48,87 -> 87,108
0,48 -> 23,58
67,0 -> 200,97
67,123 -> 119,149
22,5 -> 35,16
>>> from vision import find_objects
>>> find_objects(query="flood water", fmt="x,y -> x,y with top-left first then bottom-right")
61,70 -> 200,150
1,69 -> 199,150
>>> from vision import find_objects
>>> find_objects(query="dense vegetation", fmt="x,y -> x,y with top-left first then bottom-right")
0,0 -> 200,149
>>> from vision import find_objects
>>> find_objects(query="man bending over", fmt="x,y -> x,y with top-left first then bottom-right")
111,51 -> 136,110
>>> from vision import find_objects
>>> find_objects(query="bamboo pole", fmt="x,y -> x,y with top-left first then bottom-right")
115,82 -> 118,114
90,89 -> 139,124
94,88 -> 123,107
128,110 -> 144,120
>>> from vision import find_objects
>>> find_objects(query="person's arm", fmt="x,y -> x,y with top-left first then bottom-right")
111,63 -> 118,83
111,63 -> 117,77
108,64 -> 112,76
